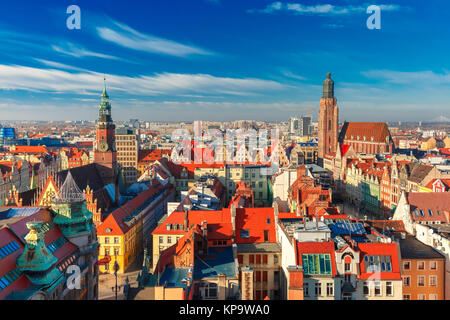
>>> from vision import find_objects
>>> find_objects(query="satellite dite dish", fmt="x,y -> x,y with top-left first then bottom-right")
428,229 -> 434,234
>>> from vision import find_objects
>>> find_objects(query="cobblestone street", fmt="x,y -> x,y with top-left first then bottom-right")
98,252 -> 143,300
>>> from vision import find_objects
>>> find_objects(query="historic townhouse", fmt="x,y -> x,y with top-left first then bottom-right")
400,235 -> 445,300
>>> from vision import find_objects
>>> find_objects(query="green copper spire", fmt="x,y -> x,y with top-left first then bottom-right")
16,221 -> 62,286
102,77 -> 109,99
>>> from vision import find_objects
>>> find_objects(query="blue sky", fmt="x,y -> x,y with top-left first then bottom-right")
0,0 -> 449,122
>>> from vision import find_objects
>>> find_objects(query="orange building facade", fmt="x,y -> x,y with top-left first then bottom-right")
400,236 -> 446,300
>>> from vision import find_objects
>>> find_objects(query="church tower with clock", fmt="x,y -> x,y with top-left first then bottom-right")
94,79 -> 118,185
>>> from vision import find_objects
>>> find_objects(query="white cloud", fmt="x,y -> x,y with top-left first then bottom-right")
249,2 -> 401,16
96,21 -> 212,57
0,63 -> 287,97
362,70 -> 450,85
52,42 -> 119,60
33,59 -> 89,72
281,70 -> 307,81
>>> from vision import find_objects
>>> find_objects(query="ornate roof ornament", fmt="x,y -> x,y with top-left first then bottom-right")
54,170 -> 85,203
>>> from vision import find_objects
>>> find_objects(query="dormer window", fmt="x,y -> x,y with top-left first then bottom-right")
240,229 -> 250,238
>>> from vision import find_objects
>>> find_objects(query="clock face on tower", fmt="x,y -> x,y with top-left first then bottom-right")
98,141 -> 109,152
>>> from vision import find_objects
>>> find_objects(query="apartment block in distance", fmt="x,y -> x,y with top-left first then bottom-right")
116,127 -> 139,186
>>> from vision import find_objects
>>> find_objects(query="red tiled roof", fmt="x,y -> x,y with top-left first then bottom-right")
341,122 -> 392,143
406,192 -> 450,223
235,208 -> 276,244
9,146 -> 49,154
340,144 -> 351,157
153,208 -> 233,240
277,212 -> 302,220
357,242 -> 401,280
321,214 -> 351,220
97,181 -> 170,235
425,178 -> 450,190
367,220 -> 406,233
296,241 -> 337,276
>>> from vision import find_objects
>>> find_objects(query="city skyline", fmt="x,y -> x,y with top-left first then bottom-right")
0,0 -> 450,122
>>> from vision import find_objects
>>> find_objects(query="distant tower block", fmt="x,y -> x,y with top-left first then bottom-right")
318,73 -> 339,165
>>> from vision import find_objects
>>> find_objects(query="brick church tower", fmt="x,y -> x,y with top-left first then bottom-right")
318,72 -> 339,166
94,79 -> 118,185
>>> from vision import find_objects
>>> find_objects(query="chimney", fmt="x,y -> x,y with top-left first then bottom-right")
184,209 -> 189,231
231,204 -> 236,238
217,273 -> 227,300
202,220 -> 208,239
273,203 -> 279,241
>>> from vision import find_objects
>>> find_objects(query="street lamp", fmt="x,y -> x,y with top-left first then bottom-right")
111,253 -> 120,300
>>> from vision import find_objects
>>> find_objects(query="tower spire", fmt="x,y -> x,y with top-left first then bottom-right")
102,77 -> 109,99
323,72 -> 334,99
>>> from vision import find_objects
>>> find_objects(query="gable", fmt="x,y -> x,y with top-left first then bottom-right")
37,176 -> 59,206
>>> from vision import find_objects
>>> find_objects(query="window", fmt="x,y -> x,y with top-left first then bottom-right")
344,263 -> 351,273
326,283 -> 333,296
403,294 -> 410,300
429,276 -> 437,287
249,255 -> 254,264
374,282 -> 381,296
264,230 -> 269,242
365,255 -> 392,272
114,237 -> 119,244
302,254 -> 332,275
105,237 -> 110,244
262,271 -> 268,283
105,249 -> 110,256
314,282 -> 321,296
403,261 -> 410,270
255,271 -> 261,282
240,229 -> 250,238
256,255 -> 261,264
386,282 -> 393,296
418,294 -> 426,300
429,294 -> 437,300
430,261 -> 437,270
159,236 -> 163,244
203,283 -> 218,299
304,283 -> 309,297
105,263 -> 109,271
342,293 -> 352,300
167,237 -> 172,244
263,255 -> 268,264
274,255 -> 279,264
403,276 -> 410,287
114,248 -> 119,256
418,261 -> 425,270
418,276 -> 425,287
238,255 -> 243,264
